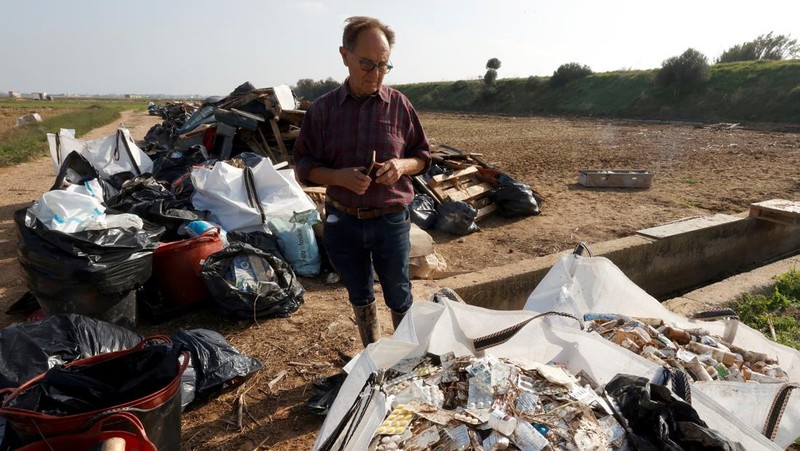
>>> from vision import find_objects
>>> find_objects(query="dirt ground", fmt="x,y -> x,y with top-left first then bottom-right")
0,110 -> 798,450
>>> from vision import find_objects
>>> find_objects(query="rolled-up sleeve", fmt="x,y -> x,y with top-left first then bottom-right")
403,100 -> 432,175
292,103 -> 325,186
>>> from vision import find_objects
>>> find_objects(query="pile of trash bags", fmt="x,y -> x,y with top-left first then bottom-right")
21,82 -> 322,328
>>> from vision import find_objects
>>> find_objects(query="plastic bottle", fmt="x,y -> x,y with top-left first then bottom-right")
488,410 -> 517,436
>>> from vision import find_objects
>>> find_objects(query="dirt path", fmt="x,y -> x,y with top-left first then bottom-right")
0,110 -> 161,320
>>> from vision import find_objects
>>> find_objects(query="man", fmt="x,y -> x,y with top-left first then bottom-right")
293,16 -> 431,347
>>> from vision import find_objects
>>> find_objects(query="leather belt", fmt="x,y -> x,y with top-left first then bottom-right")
326,196 -> 405,220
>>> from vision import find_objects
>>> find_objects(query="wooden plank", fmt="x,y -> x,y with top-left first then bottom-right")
439,179 -> 482,197
443,182 -> 494,202
429,166 -> 479,187
413,175 -> 442,204
269,119 -> 290,161
475,204 -> 497,221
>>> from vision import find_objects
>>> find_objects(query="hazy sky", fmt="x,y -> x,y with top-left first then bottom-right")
3,0 -> 798,95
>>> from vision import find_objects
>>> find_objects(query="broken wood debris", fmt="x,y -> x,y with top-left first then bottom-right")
426,144 -> 500,221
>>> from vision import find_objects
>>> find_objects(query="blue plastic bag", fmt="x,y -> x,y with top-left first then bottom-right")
267,210 -> 321,277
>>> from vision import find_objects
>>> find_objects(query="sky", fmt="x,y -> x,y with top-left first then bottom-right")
2,0 -> 799,96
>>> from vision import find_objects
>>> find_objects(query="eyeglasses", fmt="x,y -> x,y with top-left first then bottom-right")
356,57 -> 393,74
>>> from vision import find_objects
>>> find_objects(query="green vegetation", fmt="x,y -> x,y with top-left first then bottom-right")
733,269 -> 800,350
718,32 -> 799,63
656,48 -> 711,93
393,59 -> 800,123
550,62 -> 593,88
0,99 -> 142,166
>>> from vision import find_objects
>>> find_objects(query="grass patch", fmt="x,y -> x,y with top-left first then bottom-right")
0,100 -> 143,166
680,178 -> 698,185
732,269 -> 800,350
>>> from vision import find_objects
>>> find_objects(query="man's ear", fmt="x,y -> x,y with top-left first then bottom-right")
339,46 -> 348,66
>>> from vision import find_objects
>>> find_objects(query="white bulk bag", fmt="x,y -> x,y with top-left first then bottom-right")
314,297 -> 778,450
47,127 -> 153,178
28,190 -> 143,233
524,253 -> 800,448
190,158 -> 318,232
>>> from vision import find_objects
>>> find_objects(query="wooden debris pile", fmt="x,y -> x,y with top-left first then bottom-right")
414,144 -> 502,222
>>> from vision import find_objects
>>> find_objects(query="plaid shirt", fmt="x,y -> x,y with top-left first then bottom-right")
293,80 -> 431,209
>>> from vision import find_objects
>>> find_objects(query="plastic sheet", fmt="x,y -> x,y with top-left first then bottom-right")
0,314 -> 141,389
201,243 -> 304,319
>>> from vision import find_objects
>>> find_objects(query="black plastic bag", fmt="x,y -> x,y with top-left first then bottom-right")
151,145 -> 210,186
410,194 -> 438,230
434,201 -> 479,235
0,314 -> 141,389
50,151 -> 118,203
107,175 -> 206,240
308,373 -> 347,416
15,208 -> 162,295
173,329 -> 263,399
228,230 -> 285,261
488,180 -> 541,217
5,343 -> 183,415
201,243 -> 304,319
605,374 -> 745,450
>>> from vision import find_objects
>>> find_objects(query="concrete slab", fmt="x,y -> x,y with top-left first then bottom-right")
637,214 -> 741,239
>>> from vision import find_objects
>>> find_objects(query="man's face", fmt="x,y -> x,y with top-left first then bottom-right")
340,27 -> 391,98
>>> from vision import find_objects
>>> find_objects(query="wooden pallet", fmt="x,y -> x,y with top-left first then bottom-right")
749,199 -> 800,225
428,165 -> 496,221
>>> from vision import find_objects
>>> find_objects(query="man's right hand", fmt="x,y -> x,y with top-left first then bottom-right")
335,167 -> 372,195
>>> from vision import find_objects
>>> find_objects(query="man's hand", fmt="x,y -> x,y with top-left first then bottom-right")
334,167 -> 372,194
374,158 -> 424,185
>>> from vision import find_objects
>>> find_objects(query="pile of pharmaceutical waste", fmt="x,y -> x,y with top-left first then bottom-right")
585,313 -> 788,383
330,353 -> 743,451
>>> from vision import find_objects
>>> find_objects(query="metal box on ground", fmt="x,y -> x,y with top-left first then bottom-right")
578,169 -> 653,188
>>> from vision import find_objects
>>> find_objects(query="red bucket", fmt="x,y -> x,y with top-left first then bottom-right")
153,229 -> 224,306
0,337 -> 188,451
17,412 -> 157,451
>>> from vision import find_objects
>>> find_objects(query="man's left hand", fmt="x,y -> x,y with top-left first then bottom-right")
374,158 -> 423,185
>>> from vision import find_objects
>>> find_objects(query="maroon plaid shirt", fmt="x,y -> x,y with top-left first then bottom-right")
293,80 -> 431,209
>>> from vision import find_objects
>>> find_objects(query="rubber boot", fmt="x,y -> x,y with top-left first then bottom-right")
352,301 -> 380,347
391,309 -> 406,330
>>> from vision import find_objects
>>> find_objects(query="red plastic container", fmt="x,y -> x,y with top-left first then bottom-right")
17,412 -> 157,451
153,230 -> 224,306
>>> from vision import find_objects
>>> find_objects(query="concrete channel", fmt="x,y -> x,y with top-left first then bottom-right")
415,211 -> 800,310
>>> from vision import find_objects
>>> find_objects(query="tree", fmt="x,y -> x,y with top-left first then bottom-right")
718,32 -> 800,63
656,48 -> 710,92
483,69 -> 498,86
486,58 -> 501,70
550,62 -> 592,87
292,77 -> 341,100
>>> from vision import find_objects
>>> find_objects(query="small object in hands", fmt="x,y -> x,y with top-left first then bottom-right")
363,150 -> 377,178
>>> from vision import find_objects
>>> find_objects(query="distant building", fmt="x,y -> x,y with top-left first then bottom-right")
8,91 -> 21,99
124,94 -> 143,99
37,92 -> 52,101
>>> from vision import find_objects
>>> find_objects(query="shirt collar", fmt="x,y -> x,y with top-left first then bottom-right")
337,78 -> 390,105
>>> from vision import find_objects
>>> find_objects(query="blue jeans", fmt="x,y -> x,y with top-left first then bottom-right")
323,204 -> 412,313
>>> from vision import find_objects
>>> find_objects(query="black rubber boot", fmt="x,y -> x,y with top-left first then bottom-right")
352,301 -> 380,347
390,309 -> 406,330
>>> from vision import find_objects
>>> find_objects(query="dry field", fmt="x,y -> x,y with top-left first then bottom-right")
0,111 -> 798,449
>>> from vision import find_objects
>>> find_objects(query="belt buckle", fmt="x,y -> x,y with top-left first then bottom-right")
356,208 -> 372,220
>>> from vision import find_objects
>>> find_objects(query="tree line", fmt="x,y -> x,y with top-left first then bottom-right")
293,32 -> 798,101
